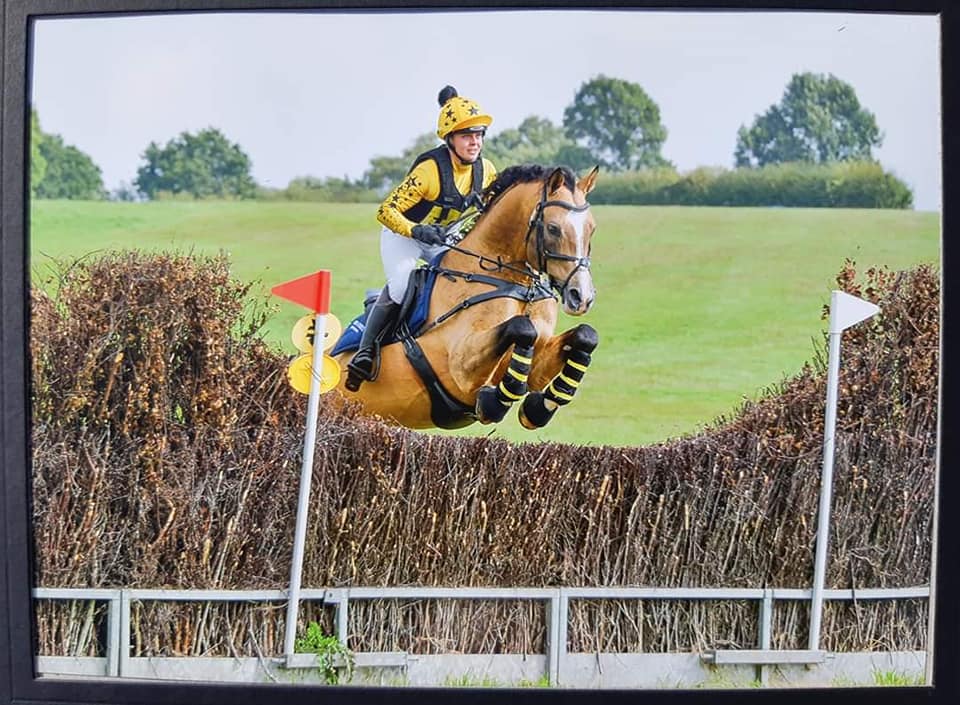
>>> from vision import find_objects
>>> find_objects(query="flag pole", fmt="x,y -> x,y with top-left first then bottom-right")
271,270 -> 333,660
283,308 -> 328,659
808,290 -> 879,651
808,322 -> 842,651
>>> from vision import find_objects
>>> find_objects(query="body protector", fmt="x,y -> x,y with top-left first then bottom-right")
402,146 -> 484,227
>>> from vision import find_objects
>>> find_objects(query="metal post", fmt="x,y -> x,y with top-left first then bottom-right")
107,593 -> 122,677
809,330 -> 842,651
283,312 -> 328,658
338,599 -> 349,645
119,590 -> 131,677
546,592 -> 561,686
758,589 -> 773,685
809,291 -> 878,651
557,590 -> 568,686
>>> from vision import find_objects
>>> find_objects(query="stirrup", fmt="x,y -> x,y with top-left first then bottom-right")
345,349 -> 379,391
344,369 -> 366,392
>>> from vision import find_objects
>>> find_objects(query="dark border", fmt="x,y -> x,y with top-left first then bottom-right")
3,1 -> 956,704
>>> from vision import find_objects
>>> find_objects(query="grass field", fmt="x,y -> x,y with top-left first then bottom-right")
29,199 -> 940,447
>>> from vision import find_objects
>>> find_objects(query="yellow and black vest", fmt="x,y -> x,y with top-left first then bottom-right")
402,146 -> 484,226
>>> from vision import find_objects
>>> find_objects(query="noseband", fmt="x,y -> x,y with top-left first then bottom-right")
525,179 -> 592,295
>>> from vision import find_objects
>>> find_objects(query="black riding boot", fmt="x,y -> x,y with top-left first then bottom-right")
345,288 -> 401,391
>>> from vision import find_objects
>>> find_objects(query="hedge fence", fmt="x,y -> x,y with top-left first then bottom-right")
588,161 -> 913,209
30,252 -> 937,658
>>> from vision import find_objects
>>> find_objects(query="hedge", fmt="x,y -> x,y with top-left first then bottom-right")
590,161 -> 913,209
31,253 -> 936,657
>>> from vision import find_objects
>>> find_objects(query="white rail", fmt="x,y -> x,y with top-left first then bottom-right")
33,584 -> 929,686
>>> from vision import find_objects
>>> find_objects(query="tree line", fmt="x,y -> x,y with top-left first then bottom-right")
31,71 -> 904,206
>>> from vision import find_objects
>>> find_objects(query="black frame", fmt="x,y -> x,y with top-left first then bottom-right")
3,1 -> 957,704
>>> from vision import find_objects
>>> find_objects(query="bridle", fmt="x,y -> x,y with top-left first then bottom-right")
524,178 -> 593,295
441,175 -> 593,297
412,175 -> 594,336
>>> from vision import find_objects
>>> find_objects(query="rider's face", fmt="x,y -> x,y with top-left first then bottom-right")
449,130 -> 484,163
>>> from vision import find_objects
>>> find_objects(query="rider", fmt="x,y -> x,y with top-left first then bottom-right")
345,85 -> 499,391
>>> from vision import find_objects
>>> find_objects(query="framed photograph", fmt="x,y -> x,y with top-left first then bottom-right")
2,1 -> 956,704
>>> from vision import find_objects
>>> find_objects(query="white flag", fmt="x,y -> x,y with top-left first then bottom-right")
829,290 -> 880,334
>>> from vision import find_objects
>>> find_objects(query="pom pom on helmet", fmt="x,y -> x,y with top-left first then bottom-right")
438,85 -> 458,106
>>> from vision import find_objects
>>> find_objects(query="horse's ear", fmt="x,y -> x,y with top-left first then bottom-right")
577,165 -> 600,196
547,167 -> 566,196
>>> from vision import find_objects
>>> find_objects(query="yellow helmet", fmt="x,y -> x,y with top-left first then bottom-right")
436,85 -> 493,140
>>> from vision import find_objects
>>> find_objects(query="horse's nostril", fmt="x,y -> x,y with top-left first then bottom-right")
566,288 -> 583,310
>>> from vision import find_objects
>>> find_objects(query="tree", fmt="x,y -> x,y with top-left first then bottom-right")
735,72 -> 883,168
563,75 -> 670,171
363,132 -> 438,194
482,116 -> 566,167
110,181 -> 143,202
481,115 -> 596,172
364,118 -> 599,192
282,175 -> 378,203
30,110 -> 47,197
35,130 -> 105,200
135,127 -> 257,199
553,143 -> 600,174
31,110 -> 105,200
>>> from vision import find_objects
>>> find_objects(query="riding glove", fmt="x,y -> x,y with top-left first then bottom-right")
411,223 -> 447,246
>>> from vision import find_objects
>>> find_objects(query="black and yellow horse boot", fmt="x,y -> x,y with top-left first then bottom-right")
520,324 -> 598,429
475,343 -> 534,424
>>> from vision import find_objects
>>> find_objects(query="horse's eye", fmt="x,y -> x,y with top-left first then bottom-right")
546,223 -> 562,237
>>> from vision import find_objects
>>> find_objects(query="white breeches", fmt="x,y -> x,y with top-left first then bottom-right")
379,225 -> 447,304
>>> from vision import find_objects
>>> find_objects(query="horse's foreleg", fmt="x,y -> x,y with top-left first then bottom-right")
520,323 -> 598,429
473,315 -> 538,424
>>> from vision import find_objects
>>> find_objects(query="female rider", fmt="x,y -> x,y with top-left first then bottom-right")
346,85 -> 499,390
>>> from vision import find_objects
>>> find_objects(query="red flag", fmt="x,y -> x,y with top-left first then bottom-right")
271,270 -> 332,314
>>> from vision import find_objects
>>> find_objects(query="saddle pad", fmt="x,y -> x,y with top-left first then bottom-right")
329,263 -> 440,356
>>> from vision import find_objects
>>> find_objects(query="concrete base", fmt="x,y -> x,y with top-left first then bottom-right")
36,651 -> 927,689
562,651 -> 926,689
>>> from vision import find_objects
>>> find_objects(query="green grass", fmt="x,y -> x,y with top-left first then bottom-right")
442,674 -> 505,688
29,199 -> 939,448
871,669 -> 925,686
441,673 -> 552,687
694,673 -> 763,689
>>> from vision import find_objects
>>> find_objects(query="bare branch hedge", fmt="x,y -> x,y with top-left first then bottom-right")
31,252 -> 937,656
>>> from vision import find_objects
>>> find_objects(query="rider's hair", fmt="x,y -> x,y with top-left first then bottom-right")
438,85 -> 458,106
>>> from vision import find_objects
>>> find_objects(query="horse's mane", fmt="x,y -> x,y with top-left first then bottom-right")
481,164 -> 578,211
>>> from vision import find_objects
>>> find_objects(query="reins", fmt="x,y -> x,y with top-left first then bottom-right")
437,204 -> 539,282
412,174 -> 592,335
444,241 -> 540,282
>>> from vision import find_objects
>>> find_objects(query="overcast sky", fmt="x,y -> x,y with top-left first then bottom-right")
29,9 -> 941,211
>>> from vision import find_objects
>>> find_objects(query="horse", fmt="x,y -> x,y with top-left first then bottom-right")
331,164 -> 600,431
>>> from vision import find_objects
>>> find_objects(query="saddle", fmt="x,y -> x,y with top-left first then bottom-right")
329,262 -> 475,429
328,264 -> 437,358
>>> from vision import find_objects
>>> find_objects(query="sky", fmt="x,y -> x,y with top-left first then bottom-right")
29,9 -> 942,211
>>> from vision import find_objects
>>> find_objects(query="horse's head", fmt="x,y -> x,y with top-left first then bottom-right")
526,166 -> 599,316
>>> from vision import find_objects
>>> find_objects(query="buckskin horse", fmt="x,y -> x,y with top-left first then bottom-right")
331,164 -> 600,431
